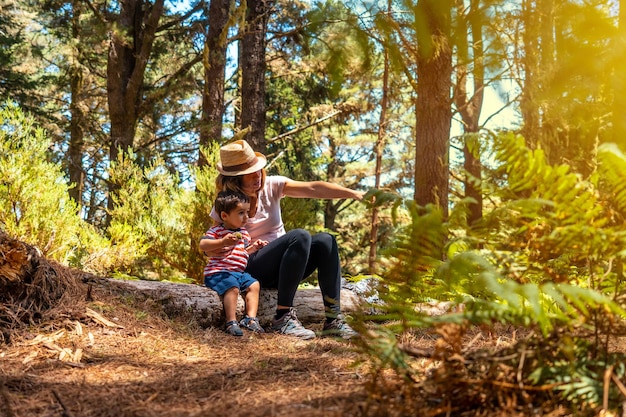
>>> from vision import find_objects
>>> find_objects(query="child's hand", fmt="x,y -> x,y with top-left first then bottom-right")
222,232 -> 242,245
248,239 -> 268,254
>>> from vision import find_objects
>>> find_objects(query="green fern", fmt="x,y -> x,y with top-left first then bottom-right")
598,143 -> 626,216
439,251 -> 626,334
356,133 -> 626,415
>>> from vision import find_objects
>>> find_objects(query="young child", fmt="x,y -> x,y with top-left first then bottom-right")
199,190 -> 268,336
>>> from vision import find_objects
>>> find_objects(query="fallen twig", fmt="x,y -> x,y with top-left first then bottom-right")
85,308 -> 124,328
52,390 -> 74,417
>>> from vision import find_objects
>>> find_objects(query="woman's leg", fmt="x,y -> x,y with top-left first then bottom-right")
304,232 -> 341,317
304,233 -> 357,339
246,230 -> 316,339
246,229 -> 311,308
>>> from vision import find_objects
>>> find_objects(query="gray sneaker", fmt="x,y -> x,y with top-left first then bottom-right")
322,316 -> 358,339
271,308 -> 316,340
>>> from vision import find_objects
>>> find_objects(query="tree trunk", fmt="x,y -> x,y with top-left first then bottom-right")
240,0 -> 272,151
68,0 -> 85,207
537,0 -> 559,165
323,136 -> 340,230
454,0 -> 484,225
613,0 -> 626,148
370,0 -> 391,273
0,230 -> 362,329
520,0 -> 539,150
413,0 -> 453,219
199,0 -> 232,167
106,0 -> 164,217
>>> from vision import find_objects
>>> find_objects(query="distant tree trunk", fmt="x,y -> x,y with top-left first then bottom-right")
520,0 -> 539,149
369,0 -> 392,273
322,135 -> 359,231
537,0 -> 559,165
106,0 -> 164,218
414,0 -> 453,218
454,0 -> 484,225
240,0 -> 272,151
323,136 -> 343,230
520,0 -> 602,177
199,0 -> 232,167
614,0 -> 626,148
68,0 -> 85,207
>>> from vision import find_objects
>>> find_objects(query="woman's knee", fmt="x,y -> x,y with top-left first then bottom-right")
313,232 -> 337,254
288,228 -> 312,248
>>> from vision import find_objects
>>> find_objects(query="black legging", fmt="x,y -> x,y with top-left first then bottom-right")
245,229 -> 342,316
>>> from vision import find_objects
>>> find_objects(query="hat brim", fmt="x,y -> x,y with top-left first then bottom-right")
217,152 -> 267,176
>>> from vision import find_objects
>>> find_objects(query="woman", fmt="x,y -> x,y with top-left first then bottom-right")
199,140 -> 364,339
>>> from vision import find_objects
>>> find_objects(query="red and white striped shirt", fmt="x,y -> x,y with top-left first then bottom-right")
203,225 -> 251,276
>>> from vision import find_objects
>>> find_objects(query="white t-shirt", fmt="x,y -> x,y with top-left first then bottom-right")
211,176 -> 288,242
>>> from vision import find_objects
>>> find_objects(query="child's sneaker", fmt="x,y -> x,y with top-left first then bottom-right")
240,316 -> 265,333
271,308 -> 316,340
224,320 -> 243,336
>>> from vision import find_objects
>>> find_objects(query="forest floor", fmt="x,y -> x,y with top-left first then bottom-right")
0,272 -> 615,417
0,279 -> 370,417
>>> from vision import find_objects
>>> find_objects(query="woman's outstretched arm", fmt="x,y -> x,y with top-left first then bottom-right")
282,179 -> 364,200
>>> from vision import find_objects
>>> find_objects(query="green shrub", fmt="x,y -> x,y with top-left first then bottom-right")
0,102 -> 100,265
105,143 -> 219,281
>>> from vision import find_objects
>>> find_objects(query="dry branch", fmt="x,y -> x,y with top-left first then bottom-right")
0,231 -> 83,330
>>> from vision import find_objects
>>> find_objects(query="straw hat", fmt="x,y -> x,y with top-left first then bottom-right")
217,140 -> 267,176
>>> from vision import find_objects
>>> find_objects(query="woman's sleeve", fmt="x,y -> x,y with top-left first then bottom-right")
209,206 -> 220,223
271,175 -> 290,198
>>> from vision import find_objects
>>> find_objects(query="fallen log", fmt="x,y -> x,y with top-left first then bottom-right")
1,229 -> 367,331
106,278 -> 362,327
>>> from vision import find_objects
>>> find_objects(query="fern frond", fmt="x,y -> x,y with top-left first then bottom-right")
379,203 -> 447,303
598,143 -> 626,216
438,251 -> 626,335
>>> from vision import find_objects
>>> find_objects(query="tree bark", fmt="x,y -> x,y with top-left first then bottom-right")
240,0 -> 272,151
68,0 -> 85,207
520,0 -> 539,150
413,0 -> 453,218
106,0 -> 164,217
106,278 -> 361,327
370,0 -> 391,273
198,0 -> 232,167
613,0 -> 626,148
454,0 -> 484,225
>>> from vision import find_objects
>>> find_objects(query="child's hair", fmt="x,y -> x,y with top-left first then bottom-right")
214,190 -> 250,215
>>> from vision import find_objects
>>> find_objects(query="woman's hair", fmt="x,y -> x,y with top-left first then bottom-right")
215,169 -> 266,195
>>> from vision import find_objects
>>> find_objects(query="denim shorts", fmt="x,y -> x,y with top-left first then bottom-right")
204,271 -> 258,296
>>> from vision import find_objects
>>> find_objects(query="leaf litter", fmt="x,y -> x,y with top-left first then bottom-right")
2,231 -> 625,416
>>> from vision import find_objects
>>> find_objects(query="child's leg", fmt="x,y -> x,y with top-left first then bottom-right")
222,287 -> 240,322
244,281 -> 260,318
